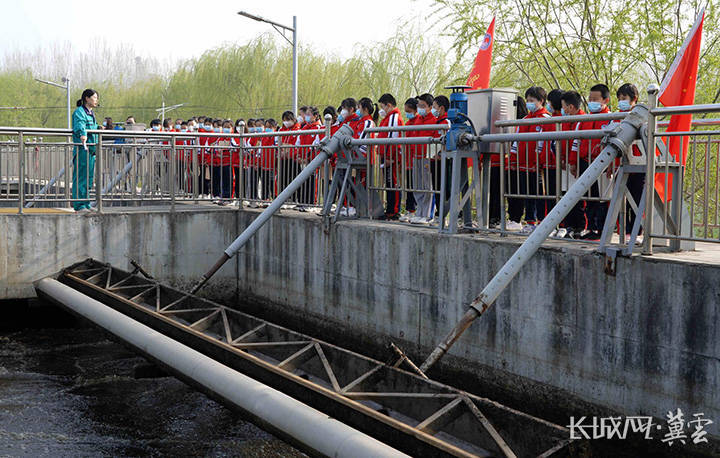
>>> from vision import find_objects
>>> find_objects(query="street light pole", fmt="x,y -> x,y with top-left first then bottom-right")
35,76 -> 71,129
238,11 -> 298,115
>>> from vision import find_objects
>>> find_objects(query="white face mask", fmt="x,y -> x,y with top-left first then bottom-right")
340,109 -> 349,118
378,108 -> 387,118
283,120 -> 294,128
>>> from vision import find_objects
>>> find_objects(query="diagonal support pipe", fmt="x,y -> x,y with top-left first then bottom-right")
419,104 -> 649,373
189,125 -> 353,294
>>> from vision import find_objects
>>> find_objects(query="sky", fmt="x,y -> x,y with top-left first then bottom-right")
1,0 -> 444,65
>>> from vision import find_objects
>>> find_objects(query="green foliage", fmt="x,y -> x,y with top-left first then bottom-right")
0,30 -> 465,128
432,0 -> 720,104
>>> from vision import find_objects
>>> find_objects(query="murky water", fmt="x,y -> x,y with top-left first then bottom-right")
0,303 -> 303,457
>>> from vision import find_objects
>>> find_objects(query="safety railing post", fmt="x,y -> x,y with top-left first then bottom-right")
96,134 -> 103,212
170,137 -> 176,212
18,131 -> 24,213
643,85 -> 659,255
324,115 -> 331,205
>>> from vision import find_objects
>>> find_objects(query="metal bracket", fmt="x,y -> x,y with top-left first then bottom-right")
604,248 -> 618,276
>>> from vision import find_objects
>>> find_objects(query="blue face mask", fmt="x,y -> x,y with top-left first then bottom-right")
265,128 -> 273,132
355,109 -> 362,117
304,115 -> 312,124
151,126 -> 160,131
405,112 -> 415,120
198,123 -> 204,129
526,102 -> 537,113
417,108 -> 427,117
617,100 -> 632,112
223,127 -> 231,133
102,121 -> 107,127
175,124 -> 181,130
561,108 -> 567,116
213,127 -> 221,133
337,114 -> 344,123
546,103 -> 553,113
431,108 -> 439,118
587,101 -> 603,113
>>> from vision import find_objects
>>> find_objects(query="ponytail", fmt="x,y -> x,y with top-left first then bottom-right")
372,103 -> 379,124
77,88 -> 97,107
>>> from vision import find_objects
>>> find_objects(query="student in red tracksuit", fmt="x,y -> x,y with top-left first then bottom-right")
414,94 -> 438,223
543,89 -> 565,220
375,94 -> 404,219
212,120 -> 233,201
508,87 -> 556,232
558,91 -> 586,237
278,111 -> 301,198
175,122 -> 191,193
259,119 -> 278,201
231,118 -> 245,200
297,106 -> 323,206
198,120 -> 215,197
616,83 -> 643,235
400,97 -> 420,222
569,84 -> 612,239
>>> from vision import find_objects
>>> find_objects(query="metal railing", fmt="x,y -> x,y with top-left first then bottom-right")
4,95 -> 720,255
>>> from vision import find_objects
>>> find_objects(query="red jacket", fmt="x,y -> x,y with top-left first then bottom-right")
279,122 -> 301,160
199,128 -> 215,165
298,120 -> 323,162
377,108 -> 404,160
260,133 -> 277,170
509,107 -> 556,171
569,106 -> 611,165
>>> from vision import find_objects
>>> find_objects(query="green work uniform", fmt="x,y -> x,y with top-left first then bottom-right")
71,106 -> 98,210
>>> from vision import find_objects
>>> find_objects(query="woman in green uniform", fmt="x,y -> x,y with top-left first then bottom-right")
72,89 -> 99,211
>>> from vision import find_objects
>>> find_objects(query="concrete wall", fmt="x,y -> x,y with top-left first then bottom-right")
0,208 -> 238,301
2,207 -> 718,445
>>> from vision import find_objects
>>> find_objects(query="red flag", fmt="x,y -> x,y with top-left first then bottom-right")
655,10 -> 704,201
466,16 -> 495,90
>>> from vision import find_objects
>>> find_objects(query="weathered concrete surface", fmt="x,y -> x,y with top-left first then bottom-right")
0,206 -> 238,302
233,210 -> 720,449
2,206 -> 718,450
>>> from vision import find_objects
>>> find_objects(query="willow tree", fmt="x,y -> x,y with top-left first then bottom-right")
432,0 -> 720,103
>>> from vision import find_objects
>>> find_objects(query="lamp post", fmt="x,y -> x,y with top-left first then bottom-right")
35,77 -> 70,129
238,11 -> 297,116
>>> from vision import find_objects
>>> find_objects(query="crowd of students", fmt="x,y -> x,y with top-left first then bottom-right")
501,82 -> 642,240
97,84 -> 642,239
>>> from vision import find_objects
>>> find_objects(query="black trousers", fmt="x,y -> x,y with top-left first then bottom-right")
259,169 -> 275,200
489,166 -> 502,224
543,168 -> 558,220
212,165 -> 232,198
625,172 -> 645,234
508,171 -> 539,223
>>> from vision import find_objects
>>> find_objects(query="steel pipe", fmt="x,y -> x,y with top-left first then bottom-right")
495,112 -> 627,127
190,125 -> 352,294
420,104 -> 649,373
35,278 -> 407,458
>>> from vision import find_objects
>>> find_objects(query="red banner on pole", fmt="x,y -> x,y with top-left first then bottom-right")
466,16 -> 495,90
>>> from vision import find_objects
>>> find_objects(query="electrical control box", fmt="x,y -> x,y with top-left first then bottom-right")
467,88 -> 517,153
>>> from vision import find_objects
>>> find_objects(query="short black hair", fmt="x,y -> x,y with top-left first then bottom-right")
323,105 -> 337,118
516,96 -> 528,119
150,118 -> 161,127
547,89 -> 564,111
524,86 -> 547,104
404,98 -> 418,110
561,91 -> 583,110
417,93 -> 434,106
590,84 -> 610,99
341,98 -> 358,111
434,95 -> 450,112
281,110 -> 295,122
616,83 -> 639,102
378,93 -> 397,106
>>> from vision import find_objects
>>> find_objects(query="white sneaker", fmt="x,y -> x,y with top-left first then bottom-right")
549,229 -> 558,237
399,212 -> 415,223
555,228 -> 568,238
347,207 -> 357,217
505,221 -> 523,231
409,215 -> 424,224
521,224 -> 535,234
339,207 -> 348,216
